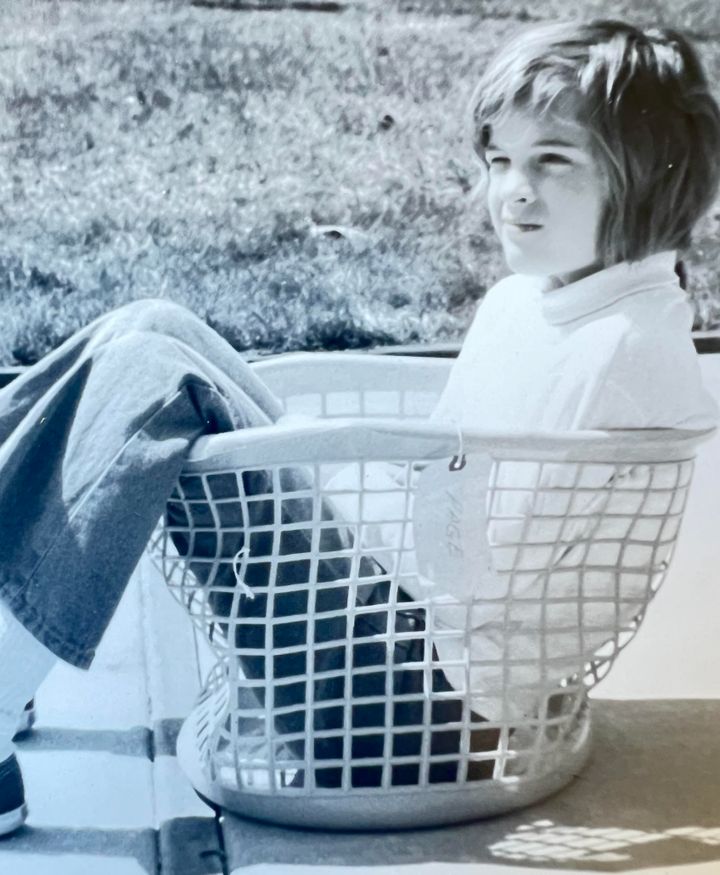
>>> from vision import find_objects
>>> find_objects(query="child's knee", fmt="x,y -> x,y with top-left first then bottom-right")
95,327 -> 173,363
103,298 -> 199,337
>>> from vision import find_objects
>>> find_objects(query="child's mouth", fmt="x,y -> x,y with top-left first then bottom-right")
505,222 -> 543,235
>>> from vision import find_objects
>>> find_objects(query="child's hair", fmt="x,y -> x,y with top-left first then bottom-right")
468,20 -> 720,265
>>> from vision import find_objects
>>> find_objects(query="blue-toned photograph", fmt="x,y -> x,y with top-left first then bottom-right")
0,1 -> 719,872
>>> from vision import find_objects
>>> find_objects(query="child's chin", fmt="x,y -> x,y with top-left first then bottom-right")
503,251 -> 550,276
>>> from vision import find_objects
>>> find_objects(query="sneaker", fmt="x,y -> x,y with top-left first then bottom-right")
13,701 -> 35,738
0,754 -> 26,836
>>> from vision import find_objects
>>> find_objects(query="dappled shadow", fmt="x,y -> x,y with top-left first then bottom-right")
484,821 -> 720,868
219,699 -> 720,871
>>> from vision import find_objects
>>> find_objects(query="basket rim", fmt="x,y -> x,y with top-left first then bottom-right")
184,419 -> 715,471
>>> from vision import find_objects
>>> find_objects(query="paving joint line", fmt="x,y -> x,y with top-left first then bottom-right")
202,810 -> 229,875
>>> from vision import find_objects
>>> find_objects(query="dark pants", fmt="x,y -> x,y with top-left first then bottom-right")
167,467 -> 498,788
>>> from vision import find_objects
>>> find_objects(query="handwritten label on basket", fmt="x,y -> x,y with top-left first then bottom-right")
413,453 -> 500,602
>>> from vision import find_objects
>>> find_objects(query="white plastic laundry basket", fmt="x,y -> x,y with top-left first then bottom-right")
157,353 -> 711,829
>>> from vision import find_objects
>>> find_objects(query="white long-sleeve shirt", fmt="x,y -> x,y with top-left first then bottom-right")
327,250 -> 718,718
431,249 -> 717,432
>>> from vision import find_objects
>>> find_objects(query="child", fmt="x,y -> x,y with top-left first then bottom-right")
437,18 -> 720,436
419,18 -> 720,717
0,18 -> 718,833
325,18 -> 720,725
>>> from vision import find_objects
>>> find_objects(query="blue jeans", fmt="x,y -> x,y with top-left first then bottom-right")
0,298 -> 284,666
0,299 -> 495,784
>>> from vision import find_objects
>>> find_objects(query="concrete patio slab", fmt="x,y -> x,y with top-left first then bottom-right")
0,852 -> 155,875
36,571 -> 155,731
0,572 -> 159,874
0,558 -> 222,875
138,554 -> 225,875
220,700 -> 720,874
20,750 -> 155,830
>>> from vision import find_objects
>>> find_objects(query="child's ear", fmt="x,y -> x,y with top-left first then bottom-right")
467,175 -> 488,204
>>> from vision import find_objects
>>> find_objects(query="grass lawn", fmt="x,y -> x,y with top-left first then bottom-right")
0,0 -> 718,365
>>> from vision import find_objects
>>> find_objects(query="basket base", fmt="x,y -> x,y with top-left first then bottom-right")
176,703 -> 593,831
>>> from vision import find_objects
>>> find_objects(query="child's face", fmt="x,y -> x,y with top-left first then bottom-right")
484,108 -> 607,285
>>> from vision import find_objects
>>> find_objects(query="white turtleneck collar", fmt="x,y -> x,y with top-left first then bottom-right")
536,250 -> 681,327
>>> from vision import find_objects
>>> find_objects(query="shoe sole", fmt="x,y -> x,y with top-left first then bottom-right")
0,803 -> 27,837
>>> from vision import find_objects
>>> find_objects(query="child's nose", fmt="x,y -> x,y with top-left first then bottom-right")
504,168 -> 536,204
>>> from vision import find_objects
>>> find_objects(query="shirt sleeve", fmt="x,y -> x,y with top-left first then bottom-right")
579,326 -> 719,430
430,274 -> 524,424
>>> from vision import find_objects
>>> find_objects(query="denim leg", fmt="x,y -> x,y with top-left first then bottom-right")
0,297 -> 491,782
0,300 -> 282,667
0,298 -> 284,447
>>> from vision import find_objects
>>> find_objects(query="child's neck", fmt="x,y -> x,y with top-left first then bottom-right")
550,259 -> 605,288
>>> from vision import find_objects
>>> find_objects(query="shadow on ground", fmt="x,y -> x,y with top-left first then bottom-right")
219,699 -> 720,871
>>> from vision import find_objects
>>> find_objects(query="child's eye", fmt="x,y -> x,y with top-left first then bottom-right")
487,155 -> 509,168
538,153 -> 572,166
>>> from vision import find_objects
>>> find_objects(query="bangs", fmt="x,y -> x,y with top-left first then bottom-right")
468,22 -> 584,157
471,70 -> 586,158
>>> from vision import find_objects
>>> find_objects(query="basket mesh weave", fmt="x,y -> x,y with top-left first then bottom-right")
154,353 -> 704,824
